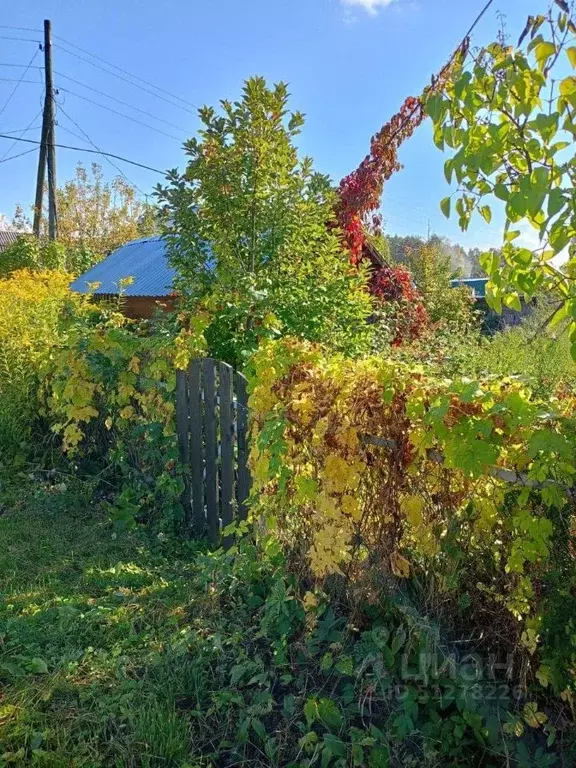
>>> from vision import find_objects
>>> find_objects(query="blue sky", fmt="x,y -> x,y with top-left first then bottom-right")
0,0 -> 545,249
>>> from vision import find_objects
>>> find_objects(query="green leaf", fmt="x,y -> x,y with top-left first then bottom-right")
494,184 -> 509,202
479,205 -> 492,224
318,698 -> 343,730
27,658 -> 48,675
504,292 -> 522,311
547,188 -> 565,218
480,250 -> 500,275
251,718 -> 267,740
534,41 -> 556,64
504,229 -> 521,243
548,302 -> 569,329
425,93 -> 445,123
567,47 -> 576,68
560,76 -> 576,97
304,697 -> 318,726
534,112 -> 559,141
440,197 -> 451,219
507,193 -> 528,218
369,745 -> 390,767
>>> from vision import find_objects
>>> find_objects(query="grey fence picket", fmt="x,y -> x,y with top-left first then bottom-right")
203,359 -> 219,544
236,372 -> 250,520
189,359 -> 205,537
175,369 -> 191,526
176,358 -> 251,546
219,362 -> 234,547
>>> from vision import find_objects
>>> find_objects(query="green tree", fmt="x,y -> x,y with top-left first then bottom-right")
404,239 -> 476,328
0,236 -> 96,278
427,4 -> 576,355
157,77 -> 373,366
42,162 -> 158,258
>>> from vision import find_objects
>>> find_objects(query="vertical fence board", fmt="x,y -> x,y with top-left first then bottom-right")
189,359 -> 204,537
219,362 -> 234,546
236,372 -> 250,520
175,368 -> 191,525
203,359 -> 219,544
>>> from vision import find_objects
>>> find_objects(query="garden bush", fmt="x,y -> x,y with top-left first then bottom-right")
0,269 -> 89,459
43,309 -> 208,530
247,337 -> 576,709
157,77 -> 374,367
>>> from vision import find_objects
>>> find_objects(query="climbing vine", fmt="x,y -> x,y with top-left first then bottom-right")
248,337 -> 576,696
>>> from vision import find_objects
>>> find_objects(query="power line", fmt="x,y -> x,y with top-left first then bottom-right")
0,146 -> 37,164
57,104 -> 148,196
0,133 -> 165,173
0,65 -> 190,135
54,71 -> 189,134
57,86 -> 184,141
0,77 -> 40,84
0,62 -> 43,69
0,36 -> 41,44
54,34 -> 199,112
0,108 -> 42,162
1,124 -> 42,134
53,42 -> 198,116
0,48 -> 40,118
0,25 -> 41,33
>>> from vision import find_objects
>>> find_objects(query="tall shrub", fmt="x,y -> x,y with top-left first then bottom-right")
157,77 -> 373,367
0,270 -> 89,457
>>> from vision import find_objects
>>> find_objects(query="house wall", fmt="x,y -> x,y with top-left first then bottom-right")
93,295 -> 177,319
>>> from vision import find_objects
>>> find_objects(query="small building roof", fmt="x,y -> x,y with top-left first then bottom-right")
450,277 -> 488,299
0,231 -> 20,251
70,236 -> 176,297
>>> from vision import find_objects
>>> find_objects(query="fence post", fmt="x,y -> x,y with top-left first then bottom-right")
219,362 -> 235,548
203,359 -> 219,545
175,368 -> 191,526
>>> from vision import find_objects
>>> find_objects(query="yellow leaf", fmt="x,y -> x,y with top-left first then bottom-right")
401,494 -> 424,526
522,702 -> 547,728
390,551 -> 411,578
128,356 -> 140,374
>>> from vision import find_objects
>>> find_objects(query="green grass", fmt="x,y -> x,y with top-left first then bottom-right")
0,478 -> 207,767
1,476 -> 570,767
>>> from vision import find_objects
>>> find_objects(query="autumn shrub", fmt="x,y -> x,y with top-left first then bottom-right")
247,337 -> 576,703
158,77 -> 374,368
0,269 -> 89,458
369,264 -> 430,348
402,239 -> 477,332
43,309 -> 208,529
0,236 -> 99,278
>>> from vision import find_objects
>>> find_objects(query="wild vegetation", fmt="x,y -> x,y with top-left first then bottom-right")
1,5 -> 576,766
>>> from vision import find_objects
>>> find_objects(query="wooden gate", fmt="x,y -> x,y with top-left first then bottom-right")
175,358 -> 251,543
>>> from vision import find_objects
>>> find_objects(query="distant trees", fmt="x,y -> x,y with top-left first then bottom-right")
43,163 -> 158,257
387,234 -> 486,278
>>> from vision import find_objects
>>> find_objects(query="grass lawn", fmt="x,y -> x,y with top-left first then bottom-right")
0,477 -> 212,767
2,476 -> 569,768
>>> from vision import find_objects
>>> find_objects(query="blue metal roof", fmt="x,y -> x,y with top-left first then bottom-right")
70,236 -> 176,297
450,277 -> 488,299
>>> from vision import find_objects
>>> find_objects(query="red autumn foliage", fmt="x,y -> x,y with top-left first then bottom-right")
369,265 -> 429,345
337,96 -> 425,265
334,48 -> 463,344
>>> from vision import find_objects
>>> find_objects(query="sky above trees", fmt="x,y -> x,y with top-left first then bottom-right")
0,0 -> 547,252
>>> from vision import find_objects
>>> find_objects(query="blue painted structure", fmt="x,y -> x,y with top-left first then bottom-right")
70,236 -> 176,297
450,277 -> 488,299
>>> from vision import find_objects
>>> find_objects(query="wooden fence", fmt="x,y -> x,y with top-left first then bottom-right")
176,358 -> 250,543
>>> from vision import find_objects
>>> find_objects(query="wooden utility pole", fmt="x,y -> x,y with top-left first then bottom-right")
33,19 -> 57,239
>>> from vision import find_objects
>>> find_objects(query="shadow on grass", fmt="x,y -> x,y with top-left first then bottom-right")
0,480 -> 216,767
